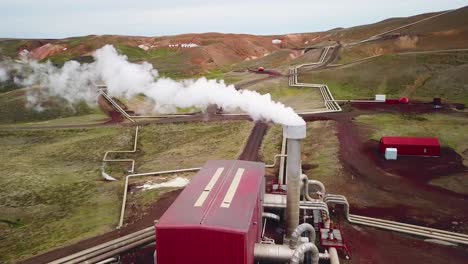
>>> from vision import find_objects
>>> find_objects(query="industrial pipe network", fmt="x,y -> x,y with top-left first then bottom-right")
52,11 -> 468,262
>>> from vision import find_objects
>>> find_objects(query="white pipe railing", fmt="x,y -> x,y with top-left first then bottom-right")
323,194 -> 468,245
117,167 -> 201,228
102,126 -> 139,180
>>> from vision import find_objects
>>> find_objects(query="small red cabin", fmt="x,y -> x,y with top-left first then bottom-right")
379,137 -> 440,157
258,66 -> 265,72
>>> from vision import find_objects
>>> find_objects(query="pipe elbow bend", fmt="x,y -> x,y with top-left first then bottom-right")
290,223 -> 316,249
290,243 -> 319,264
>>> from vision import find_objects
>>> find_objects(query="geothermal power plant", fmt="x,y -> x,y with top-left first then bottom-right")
2,5 -> 468,264
47,36 -> 468,264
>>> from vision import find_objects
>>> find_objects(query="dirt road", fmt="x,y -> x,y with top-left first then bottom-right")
238,121 -> 269,161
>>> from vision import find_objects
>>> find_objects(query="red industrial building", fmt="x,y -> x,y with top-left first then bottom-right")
379,136 -> 441,157
156,160 -> 265,264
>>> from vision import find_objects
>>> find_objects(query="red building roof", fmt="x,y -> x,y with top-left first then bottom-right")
380,137 -> 440,146
157,160 -> 264,232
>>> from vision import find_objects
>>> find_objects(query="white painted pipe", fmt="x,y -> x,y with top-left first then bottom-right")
102,125 -> 139,179
323,194 -> 468,245
118,167 -> 201,228
283,124 -> 306,239
262,212 -> 281,222
290,223 -> 316,249
254,243 -> 331,262
290,243 -> 320,264
49,227 -> 154,264
323,217 -> 340,264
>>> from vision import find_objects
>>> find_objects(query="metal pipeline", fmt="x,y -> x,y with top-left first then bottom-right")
300,174 -> 326,201
290,223 -> 316,249
254,244 -> 329,263
283,124 -> 306,239
290,243 -> 320,264
254,244 -> 293,263
323,216 -> 340,264
83,236 -> 155,264
95,258 -> 118,264
101,125 -> 140,180
50,227 -> 155,264
263,194 -> 329,217
278,136 -> 287,184
262,212 -> 281,222
118,167 -> 201,228
265,154 -> 288,168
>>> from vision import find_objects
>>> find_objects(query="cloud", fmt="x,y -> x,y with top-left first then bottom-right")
0,0 -> 466,38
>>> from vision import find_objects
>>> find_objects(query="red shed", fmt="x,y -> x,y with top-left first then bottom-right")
156,160 -> 265,264
379,137 -> 440,157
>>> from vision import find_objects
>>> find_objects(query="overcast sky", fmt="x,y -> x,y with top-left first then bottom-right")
1,0 -> 467,39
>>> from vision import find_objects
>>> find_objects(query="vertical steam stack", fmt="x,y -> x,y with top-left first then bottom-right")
283,124 -> 306,240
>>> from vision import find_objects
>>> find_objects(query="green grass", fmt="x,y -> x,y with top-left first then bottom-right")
0,39 -> 26,58
260,122 -> 341,185
300,52 -> 468,104
301,121 -> 341,184
115,44 -> 176,62
0,127 -> 129,263
356,113 -> 468,159
41,53 -> 75,66
260,124 -> 282,164
0,113 -> 108,128
65,36 -> 93,47
0,121 -> 252,263
124,172 -> 195,222
233,49 -> 293,71
245,78 -> 325,111
0,88 -> 98,124
134,121 -> 252,172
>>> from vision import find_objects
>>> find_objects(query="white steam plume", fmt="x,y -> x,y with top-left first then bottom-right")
0,68 -> 7,82
0,45 -> 305,126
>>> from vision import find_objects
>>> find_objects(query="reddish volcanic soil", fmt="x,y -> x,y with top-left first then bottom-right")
364,141 -> 466,184
332,111 -> 468,234
341,222 -> 468,264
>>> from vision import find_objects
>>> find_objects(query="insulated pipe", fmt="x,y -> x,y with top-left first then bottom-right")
254,244 -> 293,263
83,236 -> 155,264
283,124 -> 306,239
263,194 -> 330,217
290,243 -> 320,264
50,227 -> 154,264
118,167 -> 201,228
323,216 -> 340,264
300,175 -> 326,201
265,154 -> 288,168
278,136 -> 287,184
290,223 -> 316,249
95,258 -> 118,264
308,179 -> 326,197
262,212 -> 281,222
300,174 -> 312,201
254,244 -> 331,263
67,232 -> 153,264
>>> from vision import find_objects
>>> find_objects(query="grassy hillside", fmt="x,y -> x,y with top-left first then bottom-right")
337,7 -> 468,63
0,88 -> 97,124
0,120 -> 252,263
300,51 -> 468,104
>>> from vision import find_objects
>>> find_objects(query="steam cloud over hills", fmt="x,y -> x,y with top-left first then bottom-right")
0,45 -> 305,126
